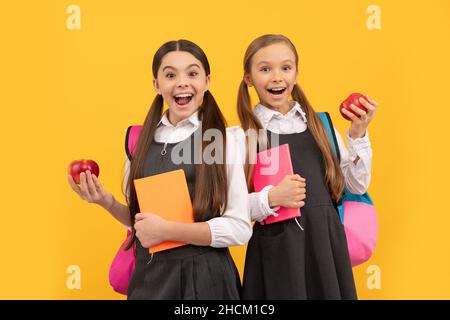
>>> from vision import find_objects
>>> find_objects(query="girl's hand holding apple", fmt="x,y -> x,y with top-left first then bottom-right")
67,170 -> 114,210
340,93 -> 379,139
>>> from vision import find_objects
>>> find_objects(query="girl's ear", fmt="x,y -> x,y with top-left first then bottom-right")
205,74 -> 211,92
153,79 -> 161,95
244,73 -> 253,87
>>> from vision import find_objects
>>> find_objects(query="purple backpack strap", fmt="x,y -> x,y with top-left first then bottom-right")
125,125 -> 142,160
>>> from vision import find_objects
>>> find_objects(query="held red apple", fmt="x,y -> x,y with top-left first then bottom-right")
340,93 -> 368,121
68,159 -> 100,184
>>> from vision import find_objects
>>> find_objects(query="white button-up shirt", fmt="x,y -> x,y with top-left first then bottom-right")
123,110 -> 252,247
228,101 -> 373,222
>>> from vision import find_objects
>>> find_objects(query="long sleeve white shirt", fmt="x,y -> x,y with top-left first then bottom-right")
228,101 -> 373,222
123,110 -> 252,247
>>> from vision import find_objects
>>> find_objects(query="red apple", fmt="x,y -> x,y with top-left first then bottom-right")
340,93 -> 368,121
68,159 -> 100,184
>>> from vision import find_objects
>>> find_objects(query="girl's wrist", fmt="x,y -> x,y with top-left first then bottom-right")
162,220 -> 174,241
268,187 -> 279,208
349,127 -> 367,139
101,193 -> 115,211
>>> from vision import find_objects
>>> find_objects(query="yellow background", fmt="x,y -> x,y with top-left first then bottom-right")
1,0 -> 449,299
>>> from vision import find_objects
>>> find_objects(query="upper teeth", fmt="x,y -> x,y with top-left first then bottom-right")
175,94 -> 193,98
270,88 -> 285,91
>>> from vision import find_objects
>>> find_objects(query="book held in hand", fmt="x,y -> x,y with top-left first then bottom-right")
253,144 -> 301,225
134,169 -> 194,253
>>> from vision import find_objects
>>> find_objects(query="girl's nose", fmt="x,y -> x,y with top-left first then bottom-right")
176,76 -> 189,88
272,70 -> 283,82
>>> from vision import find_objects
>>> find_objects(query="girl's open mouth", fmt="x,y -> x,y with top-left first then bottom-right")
174,93 -> 194,106
267,88 -> 286,95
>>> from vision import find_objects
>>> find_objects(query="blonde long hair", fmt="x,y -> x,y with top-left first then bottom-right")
237,34 -> 345,201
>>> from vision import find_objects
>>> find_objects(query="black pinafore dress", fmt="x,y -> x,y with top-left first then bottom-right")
242,128 -> 357,300
127,130 -> 241,300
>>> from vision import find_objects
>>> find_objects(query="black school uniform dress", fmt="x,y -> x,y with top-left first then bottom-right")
242,128 -> 357,300
127,130 -> 241,300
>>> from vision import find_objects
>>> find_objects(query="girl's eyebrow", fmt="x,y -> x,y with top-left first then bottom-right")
162,65 -> 175,72
162,64 -> 201,72
186,63 -> 201,69
256,59 -> 294,66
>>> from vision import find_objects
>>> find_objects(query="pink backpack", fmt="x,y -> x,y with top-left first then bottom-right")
318,112 -> 378,267
108,126 -> 142,295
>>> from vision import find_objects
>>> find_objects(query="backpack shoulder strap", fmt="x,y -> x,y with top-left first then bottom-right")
317,112 -> 345,221
316,112 -> 341,163
317,112 -> 374,207
125,125 -> 143,161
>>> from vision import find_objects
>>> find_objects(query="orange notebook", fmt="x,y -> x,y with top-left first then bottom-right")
133,169 -> 194,253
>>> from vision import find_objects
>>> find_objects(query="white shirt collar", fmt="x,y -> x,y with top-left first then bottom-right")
158,109 -> 200,128
254,101 -> 307,128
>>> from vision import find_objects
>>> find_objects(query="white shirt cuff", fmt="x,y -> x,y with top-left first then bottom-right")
259,185 -> 280,217
346,130 -> 371,162
206,217 -> 252,247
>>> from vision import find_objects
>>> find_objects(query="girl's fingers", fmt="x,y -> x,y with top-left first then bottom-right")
366,106 -> 376,118
350,104 -> 367,117
295,182 -> 306,189
295,194 -> 306,201
85,171 -> 98,197
365,95 -> 379,107
342,108 -> 361,123
359,97 -> 376,111
67,175 -> 82,196
291,174 -> 306,182
79,172 -> 91,201
136,213 -> 155,221
135,213 -> 146,221
92,174 -> 103,193
358,98 -> 377,120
